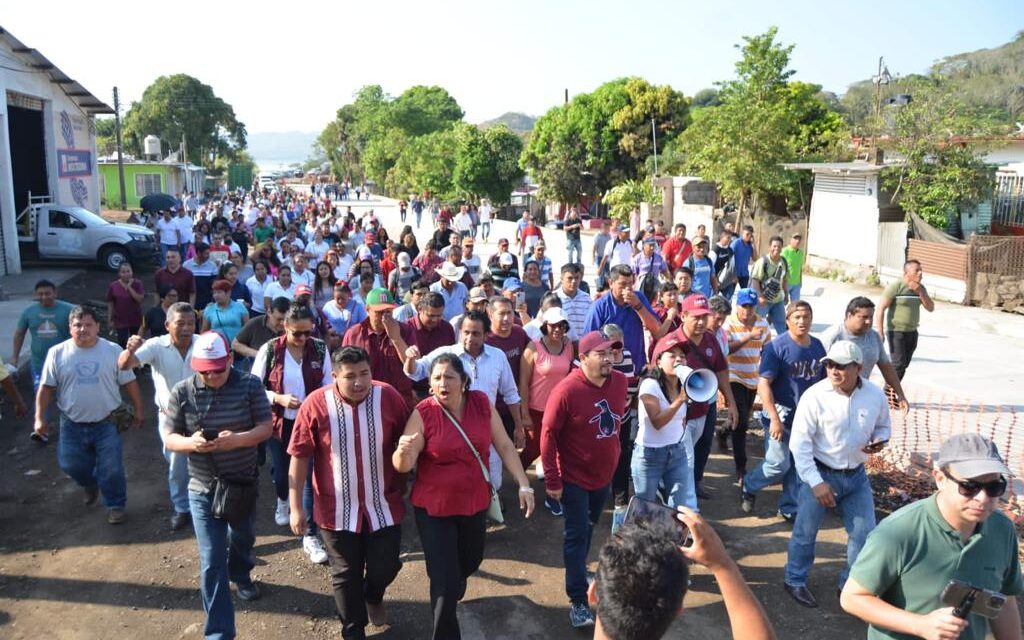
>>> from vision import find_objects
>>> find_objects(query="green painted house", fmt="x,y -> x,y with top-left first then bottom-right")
98,157 -> 204,209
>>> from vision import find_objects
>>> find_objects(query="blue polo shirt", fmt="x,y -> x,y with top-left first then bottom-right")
730,237 -> 755,278
583,290 -> 655,375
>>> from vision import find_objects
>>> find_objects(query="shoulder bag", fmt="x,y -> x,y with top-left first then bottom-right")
438,402 -> 504,524
186,377 -> 259,526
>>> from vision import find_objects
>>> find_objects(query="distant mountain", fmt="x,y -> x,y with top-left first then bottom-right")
247,131 -> 319,166
478,112 -> 536,135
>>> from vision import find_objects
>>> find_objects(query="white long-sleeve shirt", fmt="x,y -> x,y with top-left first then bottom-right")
407,343 -> 521,407
789,377 -> 891,488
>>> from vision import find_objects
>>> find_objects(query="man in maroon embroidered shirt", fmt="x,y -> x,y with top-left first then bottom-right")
288,346 -> 411,638
541,330 -> 628,629
342,288 -> 418,410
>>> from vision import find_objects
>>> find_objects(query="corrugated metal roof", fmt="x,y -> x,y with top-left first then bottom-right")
0,25 -> 114,115
782,161 -> 899,174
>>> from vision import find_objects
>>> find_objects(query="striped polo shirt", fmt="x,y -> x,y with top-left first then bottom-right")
165,369 -> 273,493
725,314 -> 771,389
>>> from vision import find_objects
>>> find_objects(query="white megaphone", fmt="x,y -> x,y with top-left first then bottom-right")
674,364 -> 719,403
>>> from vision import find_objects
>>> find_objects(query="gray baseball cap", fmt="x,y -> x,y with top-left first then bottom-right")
935,434 -> 1010,478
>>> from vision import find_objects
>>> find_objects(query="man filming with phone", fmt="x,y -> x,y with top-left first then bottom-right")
588,506 -> 776,640
841,433 -> 1022,640
783,340 -> 891,608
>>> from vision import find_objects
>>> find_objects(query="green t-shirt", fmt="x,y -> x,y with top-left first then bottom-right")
253,225 -> 275,245
781,247 -> 804,285
17,300 -> 74,369
849,495 -> 1023,640
882,281 -> 922,332
750,256 -> 788,304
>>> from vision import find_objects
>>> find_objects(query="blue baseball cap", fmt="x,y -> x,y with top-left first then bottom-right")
736,288 -> 758,306
502,277 -> 523,292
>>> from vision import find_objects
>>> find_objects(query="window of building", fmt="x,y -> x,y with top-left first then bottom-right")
135,173 -> 162,196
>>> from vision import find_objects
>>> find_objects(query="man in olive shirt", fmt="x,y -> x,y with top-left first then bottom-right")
875,259 -> 934,380
841,434 -> 1022,640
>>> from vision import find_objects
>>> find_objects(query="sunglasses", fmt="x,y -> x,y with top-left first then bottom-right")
290,330 -> 313,338
944,470 -> 1007,498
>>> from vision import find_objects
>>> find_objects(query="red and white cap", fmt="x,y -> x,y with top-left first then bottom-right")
295,284 -> 313,297
191,332 -> 230,373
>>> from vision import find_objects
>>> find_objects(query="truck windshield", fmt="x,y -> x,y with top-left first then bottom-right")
64,207 -> 110,226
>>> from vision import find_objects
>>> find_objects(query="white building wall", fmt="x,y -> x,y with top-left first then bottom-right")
0,42 -> 102,274
807,183 -> 879,267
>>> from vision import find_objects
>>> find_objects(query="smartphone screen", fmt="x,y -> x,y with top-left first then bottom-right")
623,496 -> 691,546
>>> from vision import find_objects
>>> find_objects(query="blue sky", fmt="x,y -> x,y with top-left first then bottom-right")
3,0 -> 1021,134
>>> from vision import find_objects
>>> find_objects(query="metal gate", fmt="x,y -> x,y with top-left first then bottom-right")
876,222 -> 907,279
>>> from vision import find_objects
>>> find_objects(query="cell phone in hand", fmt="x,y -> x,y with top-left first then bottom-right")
863,439 -> 889,453
202,428 -> 219,441
941,579 -> 1006,619
623,496 -> 692,547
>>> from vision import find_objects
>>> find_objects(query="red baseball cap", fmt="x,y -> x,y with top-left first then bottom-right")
681,294 -> 711,316
191,332 -> 230,373
295,284 -> 313,297
651,333 -> 687,363
578,330 -> 622,354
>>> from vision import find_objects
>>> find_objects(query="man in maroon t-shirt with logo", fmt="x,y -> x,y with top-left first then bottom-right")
541,330 -> 627,629
651,294 -> 740,503
485,296 -> 531,437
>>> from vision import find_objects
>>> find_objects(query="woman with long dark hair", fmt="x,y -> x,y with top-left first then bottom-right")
312,260 -> 337,311
393,354 -> 534,639
252,303 -> 332,564
632,341 -> 695,510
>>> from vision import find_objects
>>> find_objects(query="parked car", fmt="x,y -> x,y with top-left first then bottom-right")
17,194 -> 157,270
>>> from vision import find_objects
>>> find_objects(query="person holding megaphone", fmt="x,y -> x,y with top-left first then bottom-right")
648,294 -> 740,506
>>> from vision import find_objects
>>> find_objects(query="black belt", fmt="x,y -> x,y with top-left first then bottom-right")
814,459 -> 863,475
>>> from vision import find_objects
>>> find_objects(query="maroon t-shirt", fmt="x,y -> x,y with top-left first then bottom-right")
406,316 -> 456,395
486,325 -> 531,413
106,279 -> 145,329
342,319 -> 416,407
652,327 -> 727,420
154,266 -> 195,301
541,368 -> 627,492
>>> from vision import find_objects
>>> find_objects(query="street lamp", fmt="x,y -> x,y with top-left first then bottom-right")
873,56 -> 892,120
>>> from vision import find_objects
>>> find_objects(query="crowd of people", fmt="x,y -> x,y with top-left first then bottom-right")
2,182 -> 1020,640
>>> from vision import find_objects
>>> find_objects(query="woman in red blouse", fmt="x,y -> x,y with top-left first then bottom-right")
393,353 -> 535,640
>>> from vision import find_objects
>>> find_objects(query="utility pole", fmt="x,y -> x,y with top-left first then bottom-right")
113,87 -> 127,210
181,134 -> 188,194
651,119 -> 659,176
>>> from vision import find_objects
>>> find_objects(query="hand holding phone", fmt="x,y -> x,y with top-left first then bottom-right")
623,496 -> 691,546
202,428 -> 219,441
862,439 -> 889,454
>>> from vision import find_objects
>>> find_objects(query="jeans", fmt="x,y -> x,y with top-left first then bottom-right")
742,418 -> 799,517
788,284 -> 802,301
784,466 -> 875,589
757,301 -> 787,336
415,210 -> 422,228
631,441 -> 694,510
189,489 -> 256,640
31,360 -> 44,393
566,238 -> 582,265
596,258 -> 609,290
693,406 -> 715,483
159,413 -> 190,514
480,221 -> 490,242
58,416 -> 126,509
320,524 -> 403,640
414,507 -> 486,640
887,330 -> 919,380
561,482 -> 610,604
267,420 -> 316,536
729,383 -> 758,475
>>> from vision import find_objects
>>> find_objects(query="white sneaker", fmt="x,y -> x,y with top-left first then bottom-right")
303,534 -> 328,565
274,498 -> 289,526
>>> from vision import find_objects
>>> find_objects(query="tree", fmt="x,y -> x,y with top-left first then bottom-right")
389,85 -> 464,137
94,117 -> 116,156
521,77 -> 689,203
386,127 -> 459,201
691,88 -> 721,108
123,74 -> 246,167
603,179 -> 658,224
678,28 -> 848,215
879,75 -> 1004,230
453,124 -> 525,203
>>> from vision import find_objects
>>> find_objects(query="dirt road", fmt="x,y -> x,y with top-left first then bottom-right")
0,264 -> 874,640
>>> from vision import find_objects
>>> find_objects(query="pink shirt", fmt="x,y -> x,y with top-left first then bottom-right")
527,338 -> 574,412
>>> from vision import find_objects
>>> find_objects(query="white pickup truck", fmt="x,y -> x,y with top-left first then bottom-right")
16,194 -> 158,271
